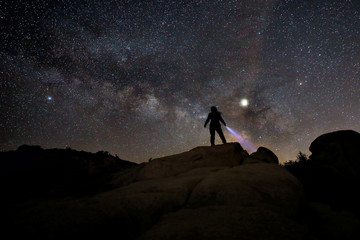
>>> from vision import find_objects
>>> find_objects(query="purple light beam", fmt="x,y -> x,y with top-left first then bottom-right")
226,126 -> 257,153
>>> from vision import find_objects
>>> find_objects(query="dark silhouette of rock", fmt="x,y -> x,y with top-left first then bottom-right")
309,130 -> 360,174
0,145 -> 136,198
307,130 -> 360,207
284,130 -> 360,240
128,143 -> 246,181
4,133 -> 360,240
249,146 -> 279,164
307,130 -> 360,222
2,142 -> 305,240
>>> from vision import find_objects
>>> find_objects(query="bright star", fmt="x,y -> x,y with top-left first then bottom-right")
240,98 -> 249,107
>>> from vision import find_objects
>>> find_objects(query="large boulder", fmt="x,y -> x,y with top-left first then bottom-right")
309,130 -> 360,175
4,143 -> 305,240
135,161 -> 303,240
306,130 -> 360,216
130,143 -> 248,181
138,206 -> 306,240
248,146 -> 279,164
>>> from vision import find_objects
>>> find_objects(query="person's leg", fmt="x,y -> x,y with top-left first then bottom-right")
216,126 -> 227,144
210,127 -> 215,146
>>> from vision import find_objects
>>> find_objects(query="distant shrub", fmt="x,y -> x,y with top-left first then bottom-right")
283,151 -> 309,170
17,144 -> 43,152
96,150 -> 110,156
297,151 -> 308,163
284,150 -> 360,218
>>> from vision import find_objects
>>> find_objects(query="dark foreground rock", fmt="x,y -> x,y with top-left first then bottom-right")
301,130 -> 360,211
0,145 -> 136,198
2,143 -> 306,240
285,130 -> 360,240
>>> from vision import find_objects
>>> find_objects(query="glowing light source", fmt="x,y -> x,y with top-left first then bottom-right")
226,126 -> 256,153
240,98 -> 249,107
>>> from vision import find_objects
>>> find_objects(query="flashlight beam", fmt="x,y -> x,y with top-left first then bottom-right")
226,126 -> 257,153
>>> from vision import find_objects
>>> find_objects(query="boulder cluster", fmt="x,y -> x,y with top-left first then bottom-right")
3,130 -> 360,240
4,143 -> 304,240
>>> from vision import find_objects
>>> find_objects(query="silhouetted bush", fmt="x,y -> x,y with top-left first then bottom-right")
284,149 -> 360,219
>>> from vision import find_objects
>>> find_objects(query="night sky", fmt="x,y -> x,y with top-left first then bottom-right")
1,0 -> 359,163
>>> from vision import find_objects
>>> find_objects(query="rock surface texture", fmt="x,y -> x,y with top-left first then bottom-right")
3,143 -> 305,240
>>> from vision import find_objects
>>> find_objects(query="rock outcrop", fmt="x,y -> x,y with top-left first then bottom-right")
3,143 -> 305,240
246,146 -> 279,164
284,130 -> 360,240
307,130 -> 360,208
0,145 -> 136,198
309,130 -> 360,175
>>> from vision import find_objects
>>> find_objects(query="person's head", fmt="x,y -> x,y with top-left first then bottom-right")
210,106 -> 218,113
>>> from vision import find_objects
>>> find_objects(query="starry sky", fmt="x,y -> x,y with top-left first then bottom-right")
1,0 -> 359,163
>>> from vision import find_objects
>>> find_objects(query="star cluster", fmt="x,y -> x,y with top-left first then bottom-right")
1,0 -> 359,163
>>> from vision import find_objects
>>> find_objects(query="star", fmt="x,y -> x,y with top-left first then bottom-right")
240,99 -> 249,107
0,0 -> 358,163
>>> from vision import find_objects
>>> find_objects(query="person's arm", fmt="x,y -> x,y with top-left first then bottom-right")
220,115 -> 226,126
204,113 -> 210,128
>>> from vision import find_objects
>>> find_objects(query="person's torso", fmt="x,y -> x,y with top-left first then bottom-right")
209,112 -> 221,126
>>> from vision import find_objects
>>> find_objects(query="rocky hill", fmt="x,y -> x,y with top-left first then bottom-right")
2,130 -> 360,240
0,145 -> 136,198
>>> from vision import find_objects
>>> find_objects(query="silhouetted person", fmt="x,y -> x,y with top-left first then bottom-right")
204,106 -> 227,146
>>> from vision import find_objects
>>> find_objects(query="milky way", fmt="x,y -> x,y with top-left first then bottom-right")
1,0 -> 359,163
